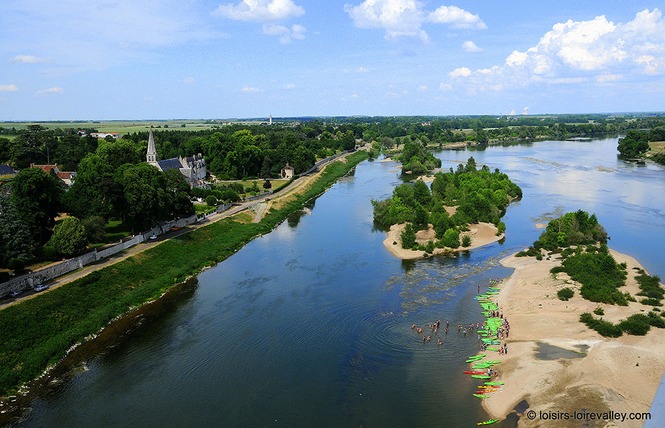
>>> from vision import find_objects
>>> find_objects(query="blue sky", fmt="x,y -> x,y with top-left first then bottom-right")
1,1 -> 664,120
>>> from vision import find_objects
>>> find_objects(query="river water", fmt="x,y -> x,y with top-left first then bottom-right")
16,138 -> 665,427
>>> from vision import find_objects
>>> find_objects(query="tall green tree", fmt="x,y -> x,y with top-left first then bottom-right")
10,167 -> 64,245
116,163 -> 171,232
0,196 -> 34,266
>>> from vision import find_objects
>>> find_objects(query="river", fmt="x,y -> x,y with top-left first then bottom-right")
15,137 -> 665,427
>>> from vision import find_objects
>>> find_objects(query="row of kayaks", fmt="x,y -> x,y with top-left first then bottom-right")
473,282 -> 505,426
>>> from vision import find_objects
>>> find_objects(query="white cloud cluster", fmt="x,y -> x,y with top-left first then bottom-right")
37,87 -> 63,95
214,0 -> 304,22
10,55 -> 47,64
462,40 -> 482,53
427,5 -> 486,29
445,8 -> 665,91
344,0 -> 486,41
0,84 -> 18,92
262,23 -> 306,44
241,86 -> 261,93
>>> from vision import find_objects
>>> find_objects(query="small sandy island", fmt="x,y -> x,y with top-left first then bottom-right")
383,222 -> 503,260
483,250 -> 665,427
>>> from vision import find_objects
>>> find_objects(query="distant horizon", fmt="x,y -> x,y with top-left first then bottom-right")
2,111 -> 665,125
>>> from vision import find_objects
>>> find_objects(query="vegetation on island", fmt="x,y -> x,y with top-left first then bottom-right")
0,151 -> 368,398
518,209 -> 665,337
617,128 -> 665,164
397,140 -> 442,174
372,157 -> 521,252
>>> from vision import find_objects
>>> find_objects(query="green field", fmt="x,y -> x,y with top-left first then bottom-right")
0,119 -> 271,137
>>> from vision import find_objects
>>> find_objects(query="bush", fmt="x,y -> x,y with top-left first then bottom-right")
648,312 -> 665,328
593,307 -> 604,316
557,288 -> 574,301
461,235 -> 472,247
205,195 -> 218,206
618,314 -> 651,336
8,258 -> 26,273
640,298 -> 663,307
580,313 -> 623,337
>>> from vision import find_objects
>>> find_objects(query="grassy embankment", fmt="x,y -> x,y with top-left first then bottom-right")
0,151 -> 368,397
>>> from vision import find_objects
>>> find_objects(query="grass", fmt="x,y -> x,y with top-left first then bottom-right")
0,151 -> 368,397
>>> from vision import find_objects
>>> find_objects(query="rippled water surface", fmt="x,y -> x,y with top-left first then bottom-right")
18,138 -> 665,427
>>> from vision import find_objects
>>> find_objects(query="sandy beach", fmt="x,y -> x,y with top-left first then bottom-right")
382,222 -> 503,260
482,249 -> 665,427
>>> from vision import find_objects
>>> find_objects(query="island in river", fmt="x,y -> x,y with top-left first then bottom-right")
372,157 -> 521,259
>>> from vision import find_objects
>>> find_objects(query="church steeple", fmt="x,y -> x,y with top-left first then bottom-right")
146,128 -> 158,166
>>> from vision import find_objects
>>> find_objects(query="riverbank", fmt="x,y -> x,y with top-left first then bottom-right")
0,151 -> 369,412
383,222 -> 503,260
483,249 -> 665,427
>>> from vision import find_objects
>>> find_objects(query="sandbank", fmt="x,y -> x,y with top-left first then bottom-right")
382,222 -> 503,260
483,249 -> 665,427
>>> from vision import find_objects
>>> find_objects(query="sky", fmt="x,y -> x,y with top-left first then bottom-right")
0,0 -> 664,120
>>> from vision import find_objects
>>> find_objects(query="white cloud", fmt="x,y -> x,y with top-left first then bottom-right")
10,55 -> 47,64
596,73 -> 623,83
445,8 -> 665,93
183,77 -> 196,85
417,85 -> 428,91
449,67 -> 472,78
462,40 -> 482,53
37,87 -> 63,95
0,84 -> 19,92
213,0 -> 305,22
344,0 -> 484,41
427,5 -> 486,29
241,86 -> 261,93
438,83 -> 452,91
284,83 -> 296,89
262,23 -> 306,43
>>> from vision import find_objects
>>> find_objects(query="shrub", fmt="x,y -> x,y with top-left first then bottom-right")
557,288 -> 574,301
618,314 -> 651,336
593,307 -> 604,316
205,195 -> 218,206
648,312 -> 665,328
461,235 -> 472,247
8,258 -> 26,273
640,298 -> 663,307
580,313 -> 623,337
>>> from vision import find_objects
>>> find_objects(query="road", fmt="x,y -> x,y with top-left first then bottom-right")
1,148 -> 364,310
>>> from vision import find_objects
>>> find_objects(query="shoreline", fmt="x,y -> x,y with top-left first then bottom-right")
0,152 -> 369,425
482,249 -> 665,427
383,222 -> 504,260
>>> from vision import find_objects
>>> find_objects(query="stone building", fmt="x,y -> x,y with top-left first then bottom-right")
146,129 -> 207,187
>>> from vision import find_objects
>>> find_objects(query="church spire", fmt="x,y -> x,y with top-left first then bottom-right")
146,127 -> 158,166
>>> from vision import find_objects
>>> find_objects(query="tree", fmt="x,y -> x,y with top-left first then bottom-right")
82,216 -> 107,243
63,153 -> 122,220
10,167 -> 64,245
8,125 -> 55,168
401,223 -> 417,249
116,163 -> 171,232
163,169 -> 194,217
0,196 -> 34,266
48,217 -> 88,257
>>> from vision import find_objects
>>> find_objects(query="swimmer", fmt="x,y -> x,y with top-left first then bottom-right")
411,323 -> 416,329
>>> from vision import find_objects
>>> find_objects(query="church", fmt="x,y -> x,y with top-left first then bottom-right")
146,128 -> 207,188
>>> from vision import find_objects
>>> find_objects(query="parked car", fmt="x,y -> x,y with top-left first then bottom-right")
34,284 -> 49,292
9,289 -> 21,298
149,234 -> 158,240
